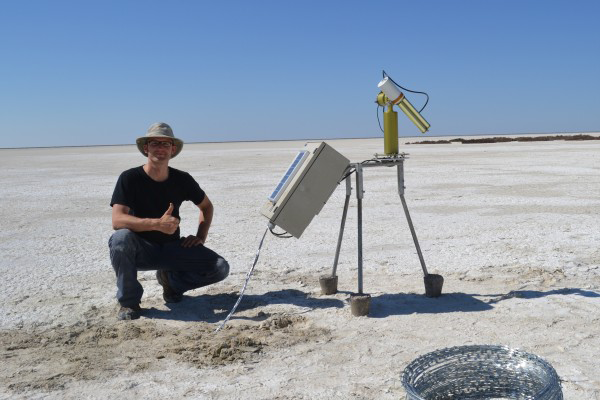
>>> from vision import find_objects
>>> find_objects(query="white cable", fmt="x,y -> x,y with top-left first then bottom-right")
215,226 -> 270,332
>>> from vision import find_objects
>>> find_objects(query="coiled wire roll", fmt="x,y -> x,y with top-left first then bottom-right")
402,345 -> 563,400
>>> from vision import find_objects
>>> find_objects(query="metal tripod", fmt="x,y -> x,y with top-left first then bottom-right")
329,155 -> 429,295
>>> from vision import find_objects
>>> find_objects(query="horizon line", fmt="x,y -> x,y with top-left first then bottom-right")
2,130 -> 599,150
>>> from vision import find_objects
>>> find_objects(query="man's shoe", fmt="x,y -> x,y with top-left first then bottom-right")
156,270 -> 183,303
118,304 -> 141,320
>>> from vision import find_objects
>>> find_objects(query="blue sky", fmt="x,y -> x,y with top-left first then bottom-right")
1,0 -> 599,148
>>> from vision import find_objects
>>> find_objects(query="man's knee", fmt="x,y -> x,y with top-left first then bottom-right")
215,257 -> 230,282
108,230 -> 140,266
109,229 -> 136,251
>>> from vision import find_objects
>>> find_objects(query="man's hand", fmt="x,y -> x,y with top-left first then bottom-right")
157,203 -> 179,234
181,235 -> 205,248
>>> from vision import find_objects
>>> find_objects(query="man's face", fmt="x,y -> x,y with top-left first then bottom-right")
144,139 -> 176,161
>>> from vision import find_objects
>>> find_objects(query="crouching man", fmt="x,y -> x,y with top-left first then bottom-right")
109,122 -> 229,320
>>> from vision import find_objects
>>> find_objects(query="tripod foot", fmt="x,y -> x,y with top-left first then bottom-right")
350,293 -> 371,316
424,274 -> 444,298
319,275 -> 338,295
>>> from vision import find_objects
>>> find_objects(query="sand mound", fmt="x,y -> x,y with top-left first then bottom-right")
2,304 -> 329,394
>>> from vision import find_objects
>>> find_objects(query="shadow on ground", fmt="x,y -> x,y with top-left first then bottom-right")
142,288 -> 344,323
141,287 -> 598,321
483,287 -> 600,304
369,292 -> 492,318
368,287 -> 599,318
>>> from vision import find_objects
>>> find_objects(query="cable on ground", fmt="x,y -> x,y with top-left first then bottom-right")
215,226 -> 270,332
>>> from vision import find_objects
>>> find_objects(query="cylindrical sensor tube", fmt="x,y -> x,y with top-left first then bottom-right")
383,106 -> 399,155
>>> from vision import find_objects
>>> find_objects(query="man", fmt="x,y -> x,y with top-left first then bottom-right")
109,122 -> 229,320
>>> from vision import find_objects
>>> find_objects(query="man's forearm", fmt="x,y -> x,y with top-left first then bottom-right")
113,213 -> 160,232
196,222 -> 211,242
196,208 -> 213,242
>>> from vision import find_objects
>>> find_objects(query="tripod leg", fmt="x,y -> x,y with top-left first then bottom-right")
321,176 -> 352,295
400,194 -> 429,276
349,164 -> 370,316
331,177 -> 352,277
356,165 -> 364,294
397,164 -> 429,276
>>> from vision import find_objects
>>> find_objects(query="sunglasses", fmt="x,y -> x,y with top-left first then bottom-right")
147,140 -> 174,148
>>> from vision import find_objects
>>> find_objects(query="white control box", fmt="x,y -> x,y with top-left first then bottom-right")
261,142 -> 350,238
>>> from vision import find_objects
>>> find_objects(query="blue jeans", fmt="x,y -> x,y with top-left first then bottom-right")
108,229 -> 230,307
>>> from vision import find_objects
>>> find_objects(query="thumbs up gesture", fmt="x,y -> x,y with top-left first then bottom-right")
157,203 -> 179,234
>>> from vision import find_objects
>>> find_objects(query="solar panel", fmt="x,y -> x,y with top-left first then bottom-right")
268,150 -> 309,203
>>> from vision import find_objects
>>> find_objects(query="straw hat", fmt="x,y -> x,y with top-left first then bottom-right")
136,122 -> 184,158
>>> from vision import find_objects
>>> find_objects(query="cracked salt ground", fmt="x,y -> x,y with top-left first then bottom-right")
1,137 -> 600,398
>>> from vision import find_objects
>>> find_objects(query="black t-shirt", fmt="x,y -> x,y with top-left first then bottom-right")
110,166 -> 206,244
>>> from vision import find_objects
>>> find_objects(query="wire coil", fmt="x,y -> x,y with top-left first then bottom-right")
402,345 -> 563,400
